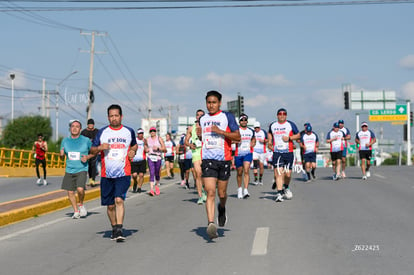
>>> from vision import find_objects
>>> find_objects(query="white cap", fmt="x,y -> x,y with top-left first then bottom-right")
254,121 -> 261,128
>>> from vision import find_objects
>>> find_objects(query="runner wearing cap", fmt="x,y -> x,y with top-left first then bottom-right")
268,108 -> 300,202
252,121 -> 267,185
300,125 -> 319,182
32,133 -> 48,186
145,126 -> 166,196
326,122 -> 345,181
355,122 -> 376,180
131,128 -> 146,193
338,119 -> 351,178
60,119 -> 94,219
81,118 -> 99,187
185,109 -> 207,204
234,113 -> 256,199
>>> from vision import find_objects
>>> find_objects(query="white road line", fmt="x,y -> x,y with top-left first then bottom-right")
251,227 -> 269,256
0,182 -> 178,242
374,174 -> 385,179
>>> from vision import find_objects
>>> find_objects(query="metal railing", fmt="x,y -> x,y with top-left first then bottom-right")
0,147 -> 66,168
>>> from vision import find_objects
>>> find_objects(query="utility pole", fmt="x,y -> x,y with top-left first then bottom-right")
148,80 -> 152,123
42,79 -> 46,116
81,31 -> 106,120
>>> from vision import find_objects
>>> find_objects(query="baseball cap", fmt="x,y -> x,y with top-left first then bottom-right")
137,128 -> 144,134
149,127 -> 157,132
361,122 -> 368,127
338,119 -> 344,124
306,125 -> 312,132
239,113 -> 248,121
69,119 -> 82,128
277,108 -> 287,115
87,118 -> 95,125
333,122 -> 339,128
254,121 -> 261,128
304,122 -> 310,127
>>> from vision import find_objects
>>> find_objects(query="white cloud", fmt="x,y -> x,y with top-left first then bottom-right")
399,55 -> 414,70
402,81 -> 414,101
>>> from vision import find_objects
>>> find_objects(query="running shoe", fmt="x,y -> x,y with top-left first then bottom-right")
271,181 -> 276,190
185,182 -> 190,189
197,197 -> 204,205
72,211 -> 81,219
274,192 -> 284,202
366,171 -> 371,177
43,179 -> 47,186
206,223 -> 218,239
312,174 -> 316,180
341,171 -> 346,178
283,188 -> 293,200
79,205 -> 88,217
362,176 -> 367,180
36,178 -> 42,185
149,189 -> 155,196
258,179 -> 263,186
332,174 -> 337,181
217,204 -> 227,227
237,187 -> 243,199
155,185 -> 160,196
180,180 -> 186,187
243,189 -> 250,199
116,228 -> 126,242
251,181 -> 258,186
110,229 -> 117,241
137,187 -> 142,193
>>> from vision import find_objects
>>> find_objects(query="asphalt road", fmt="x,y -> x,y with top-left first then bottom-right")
0,166 -> 413,275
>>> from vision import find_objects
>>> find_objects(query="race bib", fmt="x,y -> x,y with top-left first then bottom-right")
68,151 -> 80,161
148,154 -> 159,162
108,149 -> 125,161
205,136 -> 223,149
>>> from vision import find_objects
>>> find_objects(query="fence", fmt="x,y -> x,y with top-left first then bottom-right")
0,147 -> 66,168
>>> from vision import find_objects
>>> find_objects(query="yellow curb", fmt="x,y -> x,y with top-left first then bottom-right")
0,168 -> 179,227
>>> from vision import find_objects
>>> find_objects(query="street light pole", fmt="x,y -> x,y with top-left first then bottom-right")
55,71 -> 78,141
10,73 -> 15,121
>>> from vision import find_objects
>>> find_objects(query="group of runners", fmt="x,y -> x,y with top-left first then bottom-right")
54,90 -> 377,242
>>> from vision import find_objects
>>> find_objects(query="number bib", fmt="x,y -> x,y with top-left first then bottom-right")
68,151 -> 80,161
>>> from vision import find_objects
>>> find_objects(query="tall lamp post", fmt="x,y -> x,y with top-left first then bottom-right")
55,71 -> 78,141
9,73 -> 15,121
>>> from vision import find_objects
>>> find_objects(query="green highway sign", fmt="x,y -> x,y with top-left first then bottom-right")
369,104 -> 407,116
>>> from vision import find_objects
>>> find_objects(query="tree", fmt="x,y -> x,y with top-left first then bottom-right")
1,116 -> 52,149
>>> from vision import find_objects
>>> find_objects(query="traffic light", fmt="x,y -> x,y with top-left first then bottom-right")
410,111 -> 413,127
238,95 -> 244,114
344,91 -> 349,110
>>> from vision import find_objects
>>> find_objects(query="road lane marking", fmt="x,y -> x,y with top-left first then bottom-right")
251,227 -> 269,256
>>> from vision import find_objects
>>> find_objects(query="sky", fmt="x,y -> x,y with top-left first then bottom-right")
0,0 -> 413,150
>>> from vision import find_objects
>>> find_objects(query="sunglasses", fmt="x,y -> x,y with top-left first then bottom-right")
239,118 -> 248,122
150,130 -> 156,132
361,125 -> 368,127
278,112 -> 287,115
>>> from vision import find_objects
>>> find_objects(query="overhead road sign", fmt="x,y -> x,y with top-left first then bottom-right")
369,115 -> 407,121
369,104 -> 408,121
350,90 -> 396,110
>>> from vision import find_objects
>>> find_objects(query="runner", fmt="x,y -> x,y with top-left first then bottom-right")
32,133 -> 48,186
131,128 -> 146,193
145,127 -> 166,196
199,90 -> 240,239
299,125 -> 319,182
60,119 -> 93,219
81,118 -> 99,187
177,133 -> 192,189
90,104 -> 137,242
355,122 -> 376,180
234,114 -> 256,199
185,109 -> 207,204
252,121 -> 267,185
268,108 -> 300,202
326,122 -> 345,181
298,122 -> 311,181
338,119 -> 351,178
164,132 -> 176,179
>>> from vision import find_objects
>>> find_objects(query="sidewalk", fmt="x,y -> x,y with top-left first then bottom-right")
0,169 -> 175,227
